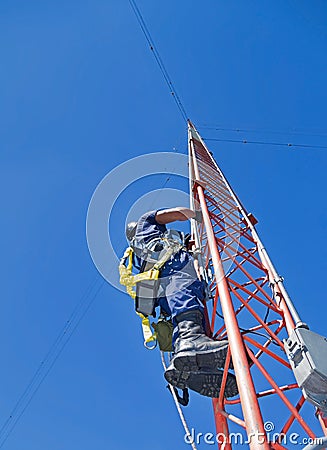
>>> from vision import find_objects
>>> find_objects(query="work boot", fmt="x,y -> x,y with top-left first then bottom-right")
172,310 -> 229,372
164,360 -> 238,398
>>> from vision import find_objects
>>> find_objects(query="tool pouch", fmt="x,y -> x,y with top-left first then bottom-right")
152,318 -> 173,352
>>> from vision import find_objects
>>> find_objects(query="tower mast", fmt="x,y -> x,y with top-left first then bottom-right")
187,120 -> 327,449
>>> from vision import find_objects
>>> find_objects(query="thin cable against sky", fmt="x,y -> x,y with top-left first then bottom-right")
129,1 -> 327,152
204,137 -> 327,150
128,0 -> 188,123
198,124 -> 327,138
0,278 -> 105,448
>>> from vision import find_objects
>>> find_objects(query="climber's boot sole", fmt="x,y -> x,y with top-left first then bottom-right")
164,364 -> 238,398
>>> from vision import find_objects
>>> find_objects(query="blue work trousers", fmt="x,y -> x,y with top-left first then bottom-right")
157,251 -> 205,343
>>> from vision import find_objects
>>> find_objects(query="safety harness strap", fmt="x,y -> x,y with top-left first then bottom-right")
119,242 -> 182,300
137,312 -> 157,349
119,241 -> 182,348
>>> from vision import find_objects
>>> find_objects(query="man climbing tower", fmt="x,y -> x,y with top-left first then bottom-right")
124,207 -> 238,398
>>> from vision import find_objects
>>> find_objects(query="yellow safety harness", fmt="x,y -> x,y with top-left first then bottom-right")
119,241 -> 183,348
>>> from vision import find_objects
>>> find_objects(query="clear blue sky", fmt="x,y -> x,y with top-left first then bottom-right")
1,1 -> 326,449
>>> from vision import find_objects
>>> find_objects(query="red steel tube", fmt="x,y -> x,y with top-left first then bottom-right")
189,134 -> 270,449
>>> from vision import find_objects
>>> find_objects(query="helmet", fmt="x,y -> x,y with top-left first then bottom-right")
125,221 -> 138,242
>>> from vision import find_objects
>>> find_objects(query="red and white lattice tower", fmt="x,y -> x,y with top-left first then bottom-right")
188,121 -> 327,449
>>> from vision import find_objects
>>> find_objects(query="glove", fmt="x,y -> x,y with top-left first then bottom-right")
194,209 -> 203,223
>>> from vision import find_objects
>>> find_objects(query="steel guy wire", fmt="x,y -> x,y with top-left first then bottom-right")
128,0 -> 188,123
